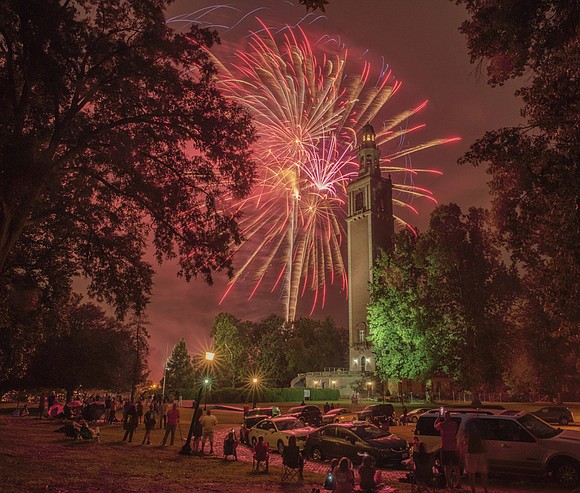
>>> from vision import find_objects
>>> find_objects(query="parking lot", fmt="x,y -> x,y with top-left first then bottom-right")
211,424 -> 576,492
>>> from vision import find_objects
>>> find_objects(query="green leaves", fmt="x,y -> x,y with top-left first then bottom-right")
369,204 -> 517,392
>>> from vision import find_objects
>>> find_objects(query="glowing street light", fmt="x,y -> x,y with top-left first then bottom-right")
367,381 -> 373,399
180,351 -> 215,455
251,377 -> 258,408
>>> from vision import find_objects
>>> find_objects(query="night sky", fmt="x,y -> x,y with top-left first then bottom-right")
144,0 -> 523,378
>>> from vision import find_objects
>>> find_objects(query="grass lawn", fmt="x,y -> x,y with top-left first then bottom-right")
0,413 -> 328,493
1,401 -> 577,492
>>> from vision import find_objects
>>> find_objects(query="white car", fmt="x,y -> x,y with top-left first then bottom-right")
247,417 -> 314,454
415,410 -> 580,486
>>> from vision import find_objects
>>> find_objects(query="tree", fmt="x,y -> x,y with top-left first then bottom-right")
27,300 -> 135,401
211,313 -> 247,387
455,0 -> 580,393
369,204 -> 517,392
163,339 -> 195,393
368,231 -> 435,383
0,0 -> 256,317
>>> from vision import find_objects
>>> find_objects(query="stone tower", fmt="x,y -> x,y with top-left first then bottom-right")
346,123 -> 394,373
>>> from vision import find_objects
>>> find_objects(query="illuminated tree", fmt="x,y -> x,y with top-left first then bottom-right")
369,204 -> 517,392
0,0 -> 256,316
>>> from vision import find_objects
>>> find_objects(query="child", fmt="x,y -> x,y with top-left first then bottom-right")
223,430 -> 238,460
358,454 -> 383,492
323,458 -> 339,490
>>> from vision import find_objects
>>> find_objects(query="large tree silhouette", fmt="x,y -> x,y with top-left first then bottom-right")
0,0 -> 256,316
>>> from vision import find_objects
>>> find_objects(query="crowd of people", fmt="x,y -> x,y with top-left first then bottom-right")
21,394 -> 492,492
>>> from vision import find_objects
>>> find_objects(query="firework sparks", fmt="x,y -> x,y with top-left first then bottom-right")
182,17 -> 459,320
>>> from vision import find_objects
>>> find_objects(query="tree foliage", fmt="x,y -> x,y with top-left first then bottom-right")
0,0 -> 256,317
369,204 -> 517,392
455,0 -> 580,390
26,299 -> 142,396
210,313 -> 348,388
163,338 -> 195,392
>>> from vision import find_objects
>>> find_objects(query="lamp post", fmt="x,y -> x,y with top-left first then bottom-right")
203,378 -> 210,411
251,378 -> 258,409
367,381 -> 373,399
180,351 -> 214,455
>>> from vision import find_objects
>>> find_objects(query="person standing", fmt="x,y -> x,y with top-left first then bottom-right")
136,399 -> 143,424
154,399 -> 163,429
192,408 -> 203,452
323,402 -> 330,413
122,402 -> 138,443
161,399 -> 169,429
200,409 -> 218,454
461,419 -> 489,493
142,405 -> 157,445
434,410 -> 460,490
38,393 -> 46,419
47,392 -> 55,410
108,397 -> 118,424
161,403 -> 180,446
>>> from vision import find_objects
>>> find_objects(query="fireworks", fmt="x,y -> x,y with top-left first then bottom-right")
180,15 -> 459,320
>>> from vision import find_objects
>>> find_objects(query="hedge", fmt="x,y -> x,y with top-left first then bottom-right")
168,387 -> 339,404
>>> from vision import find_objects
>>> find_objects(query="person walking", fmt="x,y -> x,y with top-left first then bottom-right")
200,409 -> 218,454
460,419 -> 489,493
434,409 -> 460,489
142,405 -> 157,445
161,403 -> 180,446
122,402 -> 138,443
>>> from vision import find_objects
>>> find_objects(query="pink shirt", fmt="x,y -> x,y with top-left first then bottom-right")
434,418 -> 458,451
167,408 -> 180,426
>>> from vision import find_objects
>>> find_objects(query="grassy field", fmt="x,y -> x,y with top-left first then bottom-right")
1,401 -> 578,493
0,413 -> 325,493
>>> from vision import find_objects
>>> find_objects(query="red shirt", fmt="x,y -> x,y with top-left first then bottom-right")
167,408 -> 180,426
434,417 -> 458,451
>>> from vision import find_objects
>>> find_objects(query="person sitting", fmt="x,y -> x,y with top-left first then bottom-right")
333,457 -> 355,493
358,454 -> 383,492
253,435 -> 269,472
413,440 -> 435,490
323,458 -> 339,490
223,430 -> 238,461
282,435 -> 304,479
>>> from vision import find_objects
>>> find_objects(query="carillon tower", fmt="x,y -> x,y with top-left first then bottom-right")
346,123 -> 395,373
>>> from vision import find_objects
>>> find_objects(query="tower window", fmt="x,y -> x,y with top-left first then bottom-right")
359,328 -> 366,342
355,192 -> 364,212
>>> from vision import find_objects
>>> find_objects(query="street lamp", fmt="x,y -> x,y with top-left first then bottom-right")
251,377 -> 258,409
180,351 -> 214,455
367,381 -> 373,399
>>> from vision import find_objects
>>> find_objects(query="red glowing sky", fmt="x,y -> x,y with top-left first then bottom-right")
143,0 -> 523,378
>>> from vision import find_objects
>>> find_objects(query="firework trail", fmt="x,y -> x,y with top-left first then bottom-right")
177,14 -> 459,320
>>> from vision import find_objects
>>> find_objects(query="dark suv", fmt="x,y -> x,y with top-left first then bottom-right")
359,404 -> 395,425
532,406 -> 574,426
239,406 -> 280,444
283,405 -> 323,426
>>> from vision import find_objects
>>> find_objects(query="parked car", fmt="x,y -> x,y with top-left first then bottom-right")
247,417 -> 314,453
414,410 -> 580,486
283,405 -> 323,427
305,423 -> 409,466
322,407 -> 359,425
239,406 -> 281,444
532,406 -> 574,426
358,404 -> 395,425
406,407 -> 435,423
